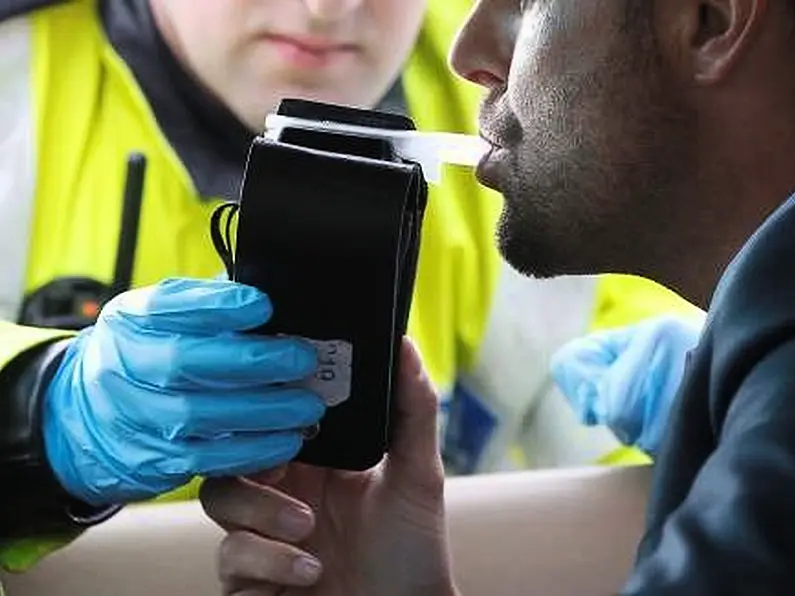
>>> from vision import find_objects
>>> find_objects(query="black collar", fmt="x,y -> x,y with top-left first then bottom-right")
100,0 -> 408,201
101,0 -> 253,200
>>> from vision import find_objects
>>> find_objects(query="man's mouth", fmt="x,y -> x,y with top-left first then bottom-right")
475,134 -> 506,191
478,130 -> 504,150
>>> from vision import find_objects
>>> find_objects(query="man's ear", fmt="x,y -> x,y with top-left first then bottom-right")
659,0 -> 767,85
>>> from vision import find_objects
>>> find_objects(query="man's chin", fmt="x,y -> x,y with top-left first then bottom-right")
496,231 -> 549,280
495,213 -> 572,281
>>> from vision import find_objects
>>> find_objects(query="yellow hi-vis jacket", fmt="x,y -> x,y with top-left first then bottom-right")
0,0 -> 701,576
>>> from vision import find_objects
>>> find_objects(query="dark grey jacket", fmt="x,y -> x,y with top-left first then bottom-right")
624,194 -> 795,595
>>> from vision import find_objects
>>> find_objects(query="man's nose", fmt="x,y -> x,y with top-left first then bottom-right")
303,0 -> 364,21
449,0 -> 513,89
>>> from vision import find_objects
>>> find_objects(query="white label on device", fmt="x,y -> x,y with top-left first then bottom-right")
290,339 -> 353,407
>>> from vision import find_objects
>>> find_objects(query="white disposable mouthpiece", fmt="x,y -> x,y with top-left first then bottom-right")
264,114 -> 489,184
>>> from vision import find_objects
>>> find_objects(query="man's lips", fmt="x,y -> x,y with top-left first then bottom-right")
478,126 -> 507,149
475,133 -> 505,190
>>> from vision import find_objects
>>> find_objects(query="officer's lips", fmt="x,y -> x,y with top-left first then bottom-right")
264,33 -> 360,68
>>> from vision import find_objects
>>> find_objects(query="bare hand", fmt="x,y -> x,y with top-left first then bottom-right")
200,338 -> 458,596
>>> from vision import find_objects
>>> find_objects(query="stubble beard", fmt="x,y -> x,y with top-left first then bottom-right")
495,26 -> 695,282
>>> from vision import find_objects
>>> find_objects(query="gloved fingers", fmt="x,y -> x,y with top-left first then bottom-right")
597,338 -> 657,446
646,314 -> 706,348
601,316 -> 702,452
556,325 -> 637,364
218,531 -> 323,594
173,335 -> 318,388
631,333 -> 692,455
101,277 -> 273,335
132,388 -> 326,439
201,477 -> 315,542
108,332 -> 319,390
551,322 -> 667,431
67,431 -> 308,503
177,430 -> 306,478
551,335 -> 618,426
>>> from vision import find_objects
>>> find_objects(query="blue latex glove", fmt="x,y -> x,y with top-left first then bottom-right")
550,314 -> 705,456
43,278 -> 325,506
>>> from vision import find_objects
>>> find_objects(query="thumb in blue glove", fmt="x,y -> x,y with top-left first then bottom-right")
550,314 -> 705,456
42,278 -> 326,507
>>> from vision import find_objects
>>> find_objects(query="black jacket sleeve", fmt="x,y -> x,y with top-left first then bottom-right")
0,339 -> 120,539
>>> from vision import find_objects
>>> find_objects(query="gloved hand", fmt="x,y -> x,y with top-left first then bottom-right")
550,314 -> 705,456
42,278 -> 325,507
